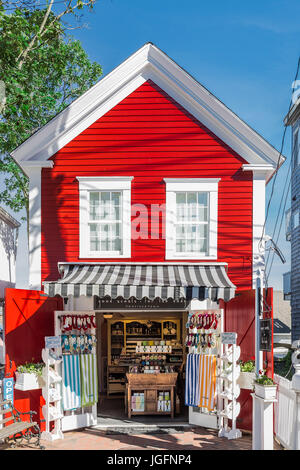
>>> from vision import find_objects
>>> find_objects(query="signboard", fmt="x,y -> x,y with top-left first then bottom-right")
3,377 -> 14,409
221,332 -> 237,345
260,319 -> 272,352
45,336 -> 61,349
94,296 -> 188,310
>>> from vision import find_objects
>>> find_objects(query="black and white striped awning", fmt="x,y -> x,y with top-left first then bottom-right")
43,263 -> 236,302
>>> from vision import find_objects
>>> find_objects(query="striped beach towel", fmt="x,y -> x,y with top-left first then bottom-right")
198,354 -> 217,411
185,354 -> 200,407
80,354 -> 98,407
62,355 -> 81,411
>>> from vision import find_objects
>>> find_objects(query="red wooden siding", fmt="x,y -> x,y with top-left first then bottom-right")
41,80 -> 253,288
5,288 -> 63,429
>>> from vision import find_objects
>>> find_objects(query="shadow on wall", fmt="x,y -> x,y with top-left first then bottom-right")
0,219 -> 18,283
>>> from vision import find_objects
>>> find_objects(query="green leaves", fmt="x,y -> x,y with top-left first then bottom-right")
0,6 -> 102,215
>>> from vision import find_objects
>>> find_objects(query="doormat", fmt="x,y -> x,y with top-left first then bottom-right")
92,425 -> 192,435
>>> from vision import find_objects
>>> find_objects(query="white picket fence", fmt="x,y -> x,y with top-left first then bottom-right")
274,373 -> 296,450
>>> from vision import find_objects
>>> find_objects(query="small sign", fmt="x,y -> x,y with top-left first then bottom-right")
45,336 -> 61,349
221,332 -> 237,345
260,319 -> 272,352
3,377 -> 14,409
94,297 -> 188,310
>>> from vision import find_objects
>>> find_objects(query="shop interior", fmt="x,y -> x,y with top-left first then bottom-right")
96,310 -> 188,423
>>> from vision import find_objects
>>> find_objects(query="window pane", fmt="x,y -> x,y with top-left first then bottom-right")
112,238 -> 122,252
90,223 -> 100,251
176,193 -> 186,221
198,192 -> 207,206
187,192 -> 197,204
112,192 -> 121,205
176,239 -> 186,252
100,192 -> 111,219
89,192 -> 100,220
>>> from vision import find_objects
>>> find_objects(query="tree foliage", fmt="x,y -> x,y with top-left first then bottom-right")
0,2 -> 102,220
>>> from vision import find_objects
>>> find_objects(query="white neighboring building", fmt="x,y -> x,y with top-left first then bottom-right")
273,290 -> 291,358
0,207 -> 19,364
0,206 -> 20,299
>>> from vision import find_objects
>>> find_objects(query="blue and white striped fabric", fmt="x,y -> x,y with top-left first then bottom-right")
62,355 -> 81,410
185,354 -> 200,407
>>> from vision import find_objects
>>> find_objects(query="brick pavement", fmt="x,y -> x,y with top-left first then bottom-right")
0,427 -> 281,450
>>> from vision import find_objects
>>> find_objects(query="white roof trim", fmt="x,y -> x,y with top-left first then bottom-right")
11,43 -> 284,180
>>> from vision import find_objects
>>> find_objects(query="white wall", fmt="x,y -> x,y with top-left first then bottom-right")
0,218 -> 18,298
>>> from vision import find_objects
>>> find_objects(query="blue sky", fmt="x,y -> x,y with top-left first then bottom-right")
4,0 -> 300,290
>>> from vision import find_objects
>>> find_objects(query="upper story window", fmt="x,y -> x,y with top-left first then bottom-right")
164,178 -> 219,260
77,177 -> 133,258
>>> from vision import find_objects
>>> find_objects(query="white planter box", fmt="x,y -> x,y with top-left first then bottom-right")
15,372 -> 45,391
237,371 -> 255,390
254,383 -> 277,400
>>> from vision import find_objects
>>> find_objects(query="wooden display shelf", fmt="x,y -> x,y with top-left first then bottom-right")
126,373 -> 177,419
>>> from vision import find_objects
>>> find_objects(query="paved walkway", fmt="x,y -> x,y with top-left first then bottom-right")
0,427 -> 281,450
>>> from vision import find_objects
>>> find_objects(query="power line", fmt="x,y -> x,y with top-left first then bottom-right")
258,56 -> 300,256
265,155 -> 292,274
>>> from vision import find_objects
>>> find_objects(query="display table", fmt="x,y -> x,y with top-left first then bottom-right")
126,373 -> 177,419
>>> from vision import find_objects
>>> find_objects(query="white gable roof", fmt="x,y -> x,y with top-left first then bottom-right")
11,42 -> 284,180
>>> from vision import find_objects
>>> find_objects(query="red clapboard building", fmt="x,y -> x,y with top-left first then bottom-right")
7,44 -> 282,434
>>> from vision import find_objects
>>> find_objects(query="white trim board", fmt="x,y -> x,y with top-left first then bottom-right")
11,43 -> 283,180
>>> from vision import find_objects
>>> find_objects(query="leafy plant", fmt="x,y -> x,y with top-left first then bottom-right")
240,360 -> 255,372
0,3 -> 102,237
16,362 -> 44,376
254,370 -> 275,386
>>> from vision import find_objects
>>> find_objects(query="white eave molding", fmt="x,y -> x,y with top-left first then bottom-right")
11,42 -> 283,179
242,164 -> 275,182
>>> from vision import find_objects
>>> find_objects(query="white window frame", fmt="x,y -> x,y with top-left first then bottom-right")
77,176 -> 133,258
164,178 -> 219,260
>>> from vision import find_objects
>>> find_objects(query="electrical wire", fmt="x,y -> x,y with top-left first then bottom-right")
266,177 -> 291,284
258,57 -> 300,256
265,155 -> 292,274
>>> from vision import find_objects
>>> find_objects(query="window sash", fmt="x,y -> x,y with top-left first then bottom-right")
88,191 -> 123,254
174,191 -> 209,255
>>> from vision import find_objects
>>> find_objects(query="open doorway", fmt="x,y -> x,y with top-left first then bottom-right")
96,310 -> 189,426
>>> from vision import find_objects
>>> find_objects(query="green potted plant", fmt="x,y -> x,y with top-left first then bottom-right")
15,361 -> 45,391
254,370 -> 277,400
237,359 -> 255,390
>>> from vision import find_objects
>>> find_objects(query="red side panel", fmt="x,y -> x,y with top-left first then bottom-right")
5,288 -> 63,429
224,288 -> 273,431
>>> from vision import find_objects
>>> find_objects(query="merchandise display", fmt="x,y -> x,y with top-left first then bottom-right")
185,312 -> 221,353
61,334 -> 96,355
107,318 -> 183,396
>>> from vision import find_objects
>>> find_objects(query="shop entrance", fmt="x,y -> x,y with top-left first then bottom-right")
96,310 -> 189,426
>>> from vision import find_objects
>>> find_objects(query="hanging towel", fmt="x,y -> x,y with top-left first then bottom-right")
185,354 -> 200,407
198,354 -> 217,411
80,354 -> 98,407
62,354 -> 81,411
